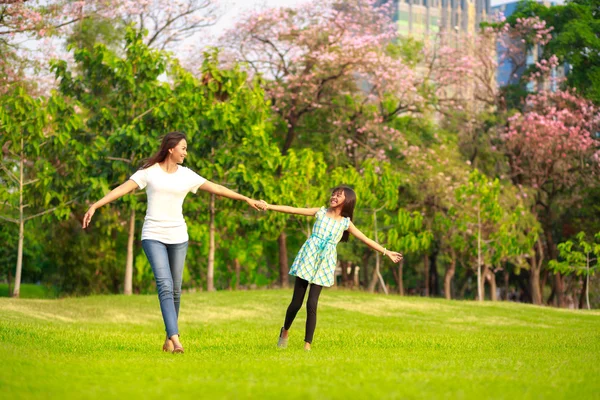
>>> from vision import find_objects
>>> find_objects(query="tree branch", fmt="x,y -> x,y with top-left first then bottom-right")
0,163 -> 19,184
24,199 -> 76,222
0,214 -> 18,224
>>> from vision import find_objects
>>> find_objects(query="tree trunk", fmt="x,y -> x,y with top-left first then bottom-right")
540,269 -> 549,296
278,232 -> 289,288
369,211 -> 385,293
207,193 -> 216,292
585,254 -> 591,310
444,252 -> 456,300
12,138 -> 25,298
477,206 -> 483,302
530,267 -> 542,305
543,223 -> 564,307
234,258 -> 241,291
361,253 -> 370,289
429,250 -> 439,296
341,260 -> 349,287
124,208 -> 135,295
485,267 -> 497,301
554,272 -> 565,308
424,253 -> 429,296
397,259 -> 404,296
503,267 -> 509,300
530,238 -> 543,305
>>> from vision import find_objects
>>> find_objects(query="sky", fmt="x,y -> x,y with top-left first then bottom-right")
206,0 -> 309,38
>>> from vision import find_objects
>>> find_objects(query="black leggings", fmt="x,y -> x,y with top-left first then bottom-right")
284,277 -> 323,344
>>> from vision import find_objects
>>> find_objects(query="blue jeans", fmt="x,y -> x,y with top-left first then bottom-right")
142,239 -> 188,339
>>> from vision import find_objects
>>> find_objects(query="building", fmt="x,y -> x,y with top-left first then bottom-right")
385,0 -> 490,38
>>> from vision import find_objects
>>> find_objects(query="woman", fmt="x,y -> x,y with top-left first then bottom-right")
82,131 -> 265,354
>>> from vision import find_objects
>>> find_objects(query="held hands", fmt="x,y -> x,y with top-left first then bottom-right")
247,198 -> 268,211
82,206 -> 96,229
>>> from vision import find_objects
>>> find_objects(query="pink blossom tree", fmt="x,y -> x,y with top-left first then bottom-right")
222,0 -> 423,159
0,0 -> 221,94
221,0 -> 428,282
502,89 -> 600,305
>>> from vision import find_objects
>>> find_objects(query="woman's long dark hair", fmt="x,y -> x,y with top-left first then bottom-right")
141,132 -> 187,169
331,185 -> 356,242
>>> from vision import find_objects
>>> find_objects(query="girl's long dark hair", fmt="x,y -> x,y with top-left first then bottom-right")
332,185 -> 356,242
141,132 -> 187,169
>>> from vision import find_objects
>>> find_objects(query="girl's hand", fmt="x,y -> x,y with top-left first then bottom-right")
387,251 -> 403,263
258,200 -> 269,211
247,198 -> 267,211
82,206 -> 96,229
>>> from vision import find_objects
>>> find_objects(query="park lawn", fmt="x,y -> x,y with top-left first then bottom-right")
0,289 -> 599,400
0,283 -> 57,299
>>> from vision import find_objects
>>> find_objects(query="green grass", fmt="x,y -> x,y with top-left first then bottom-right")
1,290 -> 599,399
0,283 -> 57,299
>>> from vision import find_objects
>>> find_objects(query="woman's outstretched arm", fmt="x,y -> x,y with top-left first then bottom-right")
347,221 -> 403,263
263,203 -> 321,217
198,181 -> 266,211
82,179 -> 140,228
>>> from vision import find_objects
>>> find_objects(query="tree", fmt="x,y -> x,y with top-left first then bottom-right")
454,170 -> 504,301
387,209 -> 433,296
170,51 -> 280,291
502,89 -> 600,306
52,27 -> 173,295
550,232 -> 600,310
0,86 -> 81,297
223,0 -> 424,275
506,0 -> 600,104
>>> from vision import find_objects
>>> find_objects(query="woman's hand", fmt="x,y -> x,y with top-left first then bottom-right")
387,251 -> 403,263
246,198 -> 267,211
82,206 -> 96,229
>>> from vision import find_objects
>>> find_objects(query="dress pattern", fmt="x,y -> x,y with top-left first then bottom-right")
289,207 -> 350,287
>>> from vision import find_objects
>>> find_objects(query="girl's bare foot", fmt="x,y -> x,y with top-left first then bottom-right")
304,342 -> 311,351
162,337 -> 174,352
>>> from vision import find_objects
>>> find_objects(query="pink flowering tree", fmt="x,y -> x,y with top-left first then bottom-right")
502,89 -> 600,305
222,0 -> 423,159
0,0 -> 220,94
221,0 -> 428,277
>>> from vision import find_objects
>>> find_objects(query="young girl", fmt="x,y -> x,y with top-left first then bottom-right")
262,186 -> 403,351
82,131 -> 266,354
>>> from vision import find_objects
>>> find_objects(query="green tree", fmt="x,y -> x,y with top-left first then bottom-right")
52,26 -> 173,295
0,87 -> 81,297
508,0 -> 600,104
550,232 -> 600,310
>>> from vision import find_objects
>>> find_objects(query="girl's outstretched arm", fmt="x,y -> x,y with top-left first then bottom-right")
348,221 -> 403,263
82,179 -> 140,228
264,203 -> 321,217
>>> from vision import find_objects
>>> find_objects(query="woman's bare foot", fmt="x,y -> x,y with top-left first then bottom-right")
162,337 -> 174,352
170,334 -> 184,353
304,342 -> 311,351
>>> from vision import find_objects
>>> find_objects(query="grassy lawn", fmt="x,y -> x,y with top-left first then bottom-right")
0,289 -> 599,399
0,283 -> 57,299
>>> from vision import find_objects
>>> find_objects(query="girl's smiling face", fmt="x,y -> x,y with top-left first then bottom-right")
329,189 -> 346,208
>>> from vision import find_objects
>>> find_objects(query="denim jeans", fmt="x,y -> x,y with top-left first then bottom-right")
142,239 -> 188,339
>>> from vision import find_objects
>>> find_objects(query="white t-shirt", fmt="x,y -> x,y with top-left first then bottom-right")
130,163 -> 207,244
